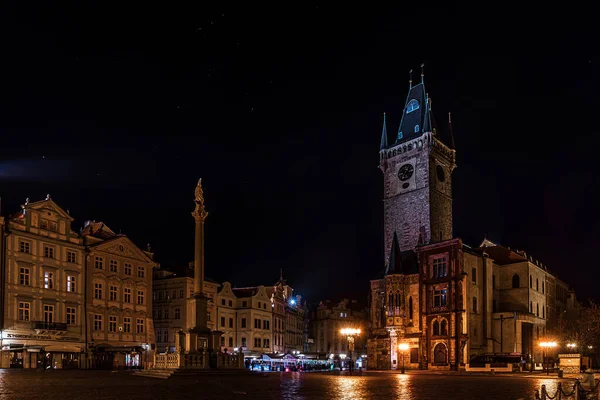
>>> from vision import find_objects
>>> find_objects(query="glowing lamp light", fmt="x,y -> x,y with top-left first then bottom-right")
567,343 -> 577,348
290,299 -> 296,305
234,347 -> 239,352
539,341 -> 558,348
340,328 -> 361,336
340,354 -> 347,359
398,343 -> 410,351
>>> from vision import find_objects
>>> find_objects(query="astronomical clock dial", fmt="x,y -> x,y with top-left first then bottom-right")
397,164 -> 414,182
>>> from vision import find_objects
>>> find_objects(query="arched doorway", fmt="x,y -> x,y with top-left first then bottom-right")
433,343 -> 447,364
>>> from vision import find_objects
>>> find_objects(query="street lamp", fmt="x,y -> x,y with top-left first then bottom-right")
398,343 -> 409,374
567,343 -> 577,353
539,341 -> 558,375
340,328 -> 361,372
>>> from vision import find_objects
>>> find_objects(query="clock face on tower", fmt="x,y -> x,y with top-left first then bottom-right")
397,164 -> 414,182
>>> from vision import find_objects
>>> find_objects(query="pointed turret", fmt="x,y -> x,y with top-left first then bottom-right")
396,64 -> 434,144
380,113 -> 388,150
385,231 -> 403,275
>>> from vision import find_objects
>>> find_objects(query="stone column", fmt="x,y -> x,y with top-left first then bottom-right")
192,178 -> 208,298
191,178 -> 209,332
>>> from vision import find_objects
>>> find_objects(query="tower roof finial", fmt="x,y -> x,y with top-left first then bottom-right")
380,112 -> 388,150
409,69 -> 413,89
448,112 -> 456,149
421,63 -> 425,83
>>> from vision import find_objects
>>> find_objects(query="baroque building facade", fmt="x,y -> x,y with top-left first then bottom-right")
367,73 -> 575,370
0,196 -> 158,369
81,221 -> 157,369
0,197 -> 86,369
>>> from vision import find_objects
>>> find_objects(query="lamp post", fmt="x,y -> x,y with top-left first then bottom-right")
398,343 -> 409,374
539,341 -> 558,375
340,328 -> 361,372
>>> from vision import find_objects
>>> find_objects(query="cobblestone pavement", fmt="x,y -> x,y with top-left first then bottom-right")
0,369 -> 580,399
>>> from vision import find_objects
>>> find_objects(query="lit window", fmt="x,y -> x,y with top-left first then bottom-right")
67,276 -> 76,293
406,99 -> 419,113
44,271 -> 54,289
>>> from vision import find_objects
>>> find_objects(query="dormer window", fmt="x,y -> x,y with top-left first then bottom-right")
406,99 -> 420,114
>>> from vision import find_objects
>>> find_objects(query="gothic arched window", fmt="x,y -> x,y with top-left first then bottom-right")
406,99 -> 420,113
542,281 -> 545,294
408,297 -> 413,320
434,343 -> 447,364
512,274 -> 520,288
536,303 -> 539,317
530,275 -> 533,288
441,319 -> 448,336
433,320 -> 440,336
536,278 -> 539,291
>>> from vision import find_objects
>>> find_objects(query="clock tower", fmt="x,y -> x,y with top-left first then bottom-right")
379,71 -> 456,260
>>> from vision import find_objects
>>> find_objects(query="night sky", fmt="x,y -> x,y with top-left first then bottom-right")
1,5 -> 598,304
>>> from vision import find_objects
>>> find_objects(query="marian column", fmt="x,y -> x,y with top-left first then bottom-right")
192,178 -> 208,299
185,178 -> 211,356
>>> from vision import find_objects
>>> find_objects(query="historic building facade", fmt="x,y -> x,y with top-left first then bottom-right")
152,265 -> 219,353
367,73 -> 575,370
81,221 -> 157,369
311,299 -> 368,366
0,197 -> 86,369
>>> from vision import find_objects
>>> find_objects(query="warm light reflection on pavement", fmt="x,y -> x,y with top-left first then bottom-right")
0,369 -> 580,399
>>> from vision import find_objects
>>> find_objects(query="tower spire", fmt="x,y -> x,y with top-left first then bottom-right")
380,112 -> 388,150
421,63 -> 425,84
448,112 -> 456,149
409,69 -> 413,89
385,230 -> 403,275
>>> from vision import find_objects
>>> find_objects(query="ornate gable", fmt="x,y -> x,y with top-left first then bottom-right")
27,198 -> 74,221
92,236 -> 153,264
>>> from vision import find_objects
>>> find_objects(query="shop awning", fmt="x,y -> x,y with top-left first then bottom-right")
43,344 -> 82,353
